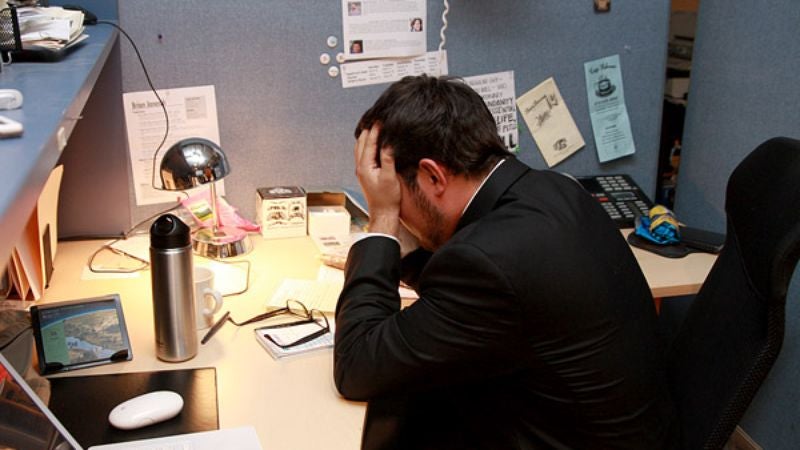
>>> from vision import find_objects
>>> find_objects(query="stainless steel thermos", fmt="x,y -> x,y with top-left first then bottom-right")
150,214 -> 197,362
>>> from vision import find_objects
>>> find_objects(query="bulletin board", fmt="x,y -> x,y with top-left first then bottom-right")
111,0 -> 670,226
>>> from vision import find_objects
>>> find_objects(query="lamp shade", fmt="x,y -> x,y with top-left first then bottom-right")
160,137 -> 230,190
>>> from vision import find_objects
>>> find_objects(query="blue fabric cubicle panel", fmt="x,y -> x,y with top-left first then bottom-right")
115,1 -> 670,226
675,0 -> 800,233
675,1 -> 800,447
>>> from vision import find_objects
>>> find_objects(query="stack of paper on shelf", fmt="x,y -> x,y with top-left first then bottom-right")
15,6 -> 87,51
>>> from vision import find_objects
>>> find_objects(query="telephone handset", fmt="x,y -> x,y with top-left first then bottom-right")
576,174 -> 653,228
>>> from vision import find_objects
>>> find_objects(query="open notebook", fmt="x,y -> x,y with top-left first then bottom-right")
0,352 -> 262,450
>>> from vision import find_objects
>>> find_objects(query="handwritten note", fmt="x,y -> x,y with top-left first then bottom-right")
517,77 -> 585,167
584,54 -> 636,162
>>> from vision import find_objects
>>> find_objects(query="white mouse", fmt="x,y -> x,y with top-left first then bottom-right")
108,390 -> 184,430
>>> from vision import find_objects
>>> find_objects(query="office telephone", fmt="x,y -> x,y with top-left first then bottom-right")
576,174 -> 654,228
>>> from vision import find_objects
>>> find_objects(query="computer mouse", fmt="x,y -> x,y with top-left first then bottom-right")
108,390 -> 184,430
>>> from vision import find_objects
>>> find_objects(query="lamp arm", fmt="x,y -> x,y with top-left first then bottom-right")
209,182 -> 221,233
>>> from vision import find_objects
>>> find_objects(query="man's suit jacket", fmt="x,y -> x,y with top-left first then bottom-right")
334,157 -> 677,449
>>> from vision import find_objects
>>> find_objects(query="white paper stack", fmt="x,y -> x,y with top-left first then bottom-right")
16,6 -> 87,51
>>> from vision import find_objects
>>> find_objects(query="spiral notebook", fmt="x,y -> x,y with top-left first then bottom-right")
254,320 -> 335,359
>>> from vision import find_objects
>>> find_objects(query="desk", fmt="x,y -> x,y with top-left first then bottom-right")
39,232 -> 715,449
42,236 -> 365,450
622,229 -> 717,298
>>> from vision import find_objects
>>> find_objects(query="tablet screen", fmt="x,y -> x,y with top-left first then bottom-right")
31,294 -> 132,374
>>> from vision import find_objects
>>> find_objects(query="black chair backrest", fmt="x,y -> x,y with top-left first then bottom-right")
667,137 -> 800,450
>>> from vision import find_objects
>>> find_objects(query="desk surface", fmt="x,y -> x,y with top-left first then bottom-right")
622,229 -> 717,298
37,232 -> 716,449
42,236 -> 365,450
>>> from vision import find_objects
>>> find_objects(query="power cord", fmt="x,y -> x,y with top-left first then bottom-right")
85,197 -> 186,273
79,21 -> 183,273
43,19 -> 250,296
96,20 -> 170,192
84,23 -> 251,295
437,0 -> 450,77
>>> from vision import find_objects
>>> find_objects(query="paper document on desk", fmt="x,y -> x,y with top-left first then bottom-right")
88,426 -> 263,449
312,234 -> 351,269
267,279 -> 342,312
317,264 -> 418,301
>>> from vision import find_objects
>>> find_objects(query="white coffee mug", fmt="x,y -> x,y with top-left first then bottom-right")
194,267 -> 224,330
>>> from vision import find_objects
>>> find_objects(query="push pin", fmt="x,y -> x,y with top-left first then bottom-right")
594,0 -> 610,12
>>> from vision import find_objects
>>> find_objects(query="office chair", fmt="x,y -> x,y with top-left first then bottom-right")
667,136 -> 800,449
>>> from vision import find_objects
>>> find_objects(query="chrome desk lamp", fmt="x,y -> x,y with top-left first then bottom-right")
160,137 -> 250,258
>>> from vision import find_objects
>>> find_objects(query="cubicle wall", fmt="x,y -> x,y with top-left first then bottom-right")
675,1 -> 800,447
98,0 -> 670,228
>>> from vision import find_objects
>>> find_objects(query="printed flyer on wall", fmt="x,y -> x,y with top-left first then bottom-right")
342,0 -> 426,61
123,85 -> 224,206
584,54 -> 636,163
464,71 -> 519,152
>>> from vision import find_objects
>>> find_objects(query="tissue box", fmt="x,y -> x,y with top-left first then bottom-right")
256,186 -> 307,239
306,190 -> 355,238
308,205 -> 351,239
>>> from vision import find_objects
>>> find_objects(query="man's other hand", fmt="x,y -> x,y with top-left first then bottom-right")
355,125 -> 401,237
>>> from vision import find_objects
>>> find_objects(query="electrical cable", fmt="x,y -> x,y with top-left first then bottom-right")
437,0 -> 450,77
97,20 -> 170,192
81,21 -> 184,273
86,198 -> 186,273
32,20 -> 246,295
197,257 -> 251,298
84,23 -> 251,294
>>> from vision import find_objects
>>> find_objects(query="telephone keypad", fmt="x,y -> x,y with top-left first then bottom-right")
576,175 -> 654,228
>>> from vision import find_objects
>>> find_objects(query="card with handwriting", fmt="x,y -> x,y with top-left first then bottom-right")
517,77 -> 585,167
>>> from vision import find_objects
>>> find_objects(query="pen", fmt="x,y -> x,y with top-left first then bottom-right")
201,311 -> 230,345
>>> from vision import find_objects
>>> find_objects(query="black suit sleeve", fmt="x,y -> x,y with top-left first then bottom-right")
399,247 -> 431,290
334,236 -> 522,401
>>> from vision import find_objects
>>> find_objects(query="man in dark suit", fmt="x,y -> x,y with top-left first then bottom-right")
334,75 -> 677,449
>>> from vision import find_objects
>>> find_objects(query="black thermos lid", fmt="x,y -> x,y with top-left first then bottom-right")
150,214 -> 191,249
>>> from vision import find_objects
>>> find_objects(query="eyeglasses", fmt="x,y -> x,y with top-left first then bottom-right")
226,298 -> 310,326
201,299 -> 330,347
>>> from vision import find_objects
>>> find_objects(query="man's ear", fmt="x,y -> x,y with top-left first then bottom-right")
417,158 -> 449,196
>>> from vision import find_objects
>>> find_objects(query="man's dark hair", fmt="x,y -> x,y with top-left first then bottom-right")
355,75 -> 512,186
